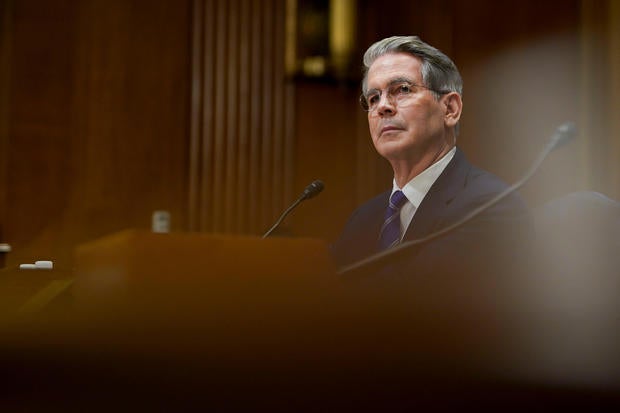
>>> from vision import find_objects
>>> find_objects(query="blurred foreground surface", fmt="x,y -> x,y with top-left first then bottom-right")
1,271 -> 619,411
0,226 -> 618,411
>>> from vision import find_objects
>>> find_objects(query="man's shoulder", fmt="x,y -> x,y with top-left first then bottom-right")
428,148 -> 531,229
448,148 -> 508,191
450,148 -> 526,208
346,190 -> 390,219
331,190 -> 391,267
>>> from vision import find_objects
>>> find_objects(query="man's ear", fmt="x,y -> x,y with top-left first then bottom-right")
443,92 -> 462,127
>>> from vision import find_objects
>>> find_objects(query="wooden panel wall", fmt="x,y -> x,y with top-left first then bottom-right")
188,0 -> 295,235
449,0 -> 582,205
1,0 -> 618,267
1,0 -> 192,268
581,0 -> 620,200
0,0 -> 12,243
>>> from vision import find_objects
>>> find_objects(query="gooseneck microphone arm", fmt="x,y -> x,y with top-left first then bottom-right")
262,198 -> 304,239
337,122 -> 576,277
262,180 -> 325,238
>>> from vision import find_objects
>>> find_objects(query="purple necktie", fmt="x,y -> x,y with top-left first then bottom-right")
378,190 -> 408,250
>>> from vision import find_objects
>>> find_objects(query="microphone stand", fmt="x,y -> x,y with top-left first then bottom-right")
262,197 -> 304,239
262,180 -> 325,238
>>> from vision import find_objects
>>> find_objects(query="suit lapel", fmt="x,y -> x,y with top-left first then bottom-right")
367,190 -> 391,248
348,190 -> 390,260
403,147 -> 471,241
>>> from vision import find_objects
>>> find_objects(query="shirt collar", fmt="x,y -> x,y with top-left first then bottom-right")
391,147 -> 457,209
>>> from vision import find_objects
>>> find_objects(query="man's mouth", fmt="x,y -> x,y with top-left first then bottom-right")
380,125 -> 403,135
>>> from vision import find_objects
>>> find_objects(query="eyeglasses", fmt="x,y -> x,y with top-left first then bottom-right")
359,81 -> 450,112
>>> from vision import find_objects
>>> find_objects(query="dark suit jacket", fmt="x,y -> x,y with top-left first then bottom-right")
331,147 -> 534,282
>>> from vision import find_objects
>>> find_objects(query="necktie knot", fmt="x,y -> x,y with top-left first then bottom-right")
389,190 -> 408,211
378,190 -> 408,250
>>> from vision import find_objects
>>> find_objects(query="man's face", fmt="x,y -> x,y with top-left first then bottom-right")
366,53 -> 449,162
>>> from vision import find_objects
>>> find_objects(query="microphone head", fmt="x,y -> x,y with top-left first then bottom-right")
301,180 -> 325,200
549,121 -> 577,150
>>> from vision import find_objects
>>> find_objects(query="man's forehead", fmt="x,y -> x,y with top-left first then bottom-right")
367,53 -> 422,86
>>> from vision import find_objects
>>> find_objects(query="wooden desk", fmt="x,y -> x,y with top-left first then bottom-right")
0,230 -> 618,411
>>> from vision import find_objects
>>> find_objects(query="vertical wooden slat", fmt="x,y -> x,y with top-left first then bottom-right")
272,1 -> 285,212
188,0 -> 204,231
609,0 -> 620,199
278,0 -> 296,228
224,0 -> 240,231
190,0 -> 293,235
283,82 -> 295,207
0,0 -> 12,233
579,0 -> 618,198
579,0 -> 598,195
248,0 -> 263,233
212,0 -> 228,232
260,0 -> 275,230
199,0 -> 216,231
236,0 -> 251,233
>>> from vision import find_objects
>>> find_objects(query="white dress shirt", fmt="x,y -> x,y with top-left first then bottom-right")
390,147 -> 456,240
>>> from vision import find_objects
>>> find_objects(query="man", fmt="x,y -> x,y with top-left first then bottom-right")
332,36 -> 533,281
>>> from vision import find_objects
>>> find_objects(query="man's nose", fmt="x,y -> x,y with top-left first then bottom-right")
376,94 -> 395,116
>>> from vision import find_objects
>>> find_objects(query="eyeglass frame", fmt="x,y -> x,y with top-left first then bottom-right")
359,79 -> 451,112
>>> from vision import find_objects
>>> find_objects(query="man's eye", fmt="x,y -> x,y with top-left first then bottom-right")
396,84 -> 412,94
367,94 -> 380,104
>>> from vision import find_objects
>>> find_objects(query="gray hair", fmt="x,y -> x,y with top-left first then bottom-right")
361,35 -> 463,99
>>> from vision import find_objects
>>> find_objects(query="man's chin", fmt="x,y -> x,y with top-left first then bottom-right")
375,140 -> 410,159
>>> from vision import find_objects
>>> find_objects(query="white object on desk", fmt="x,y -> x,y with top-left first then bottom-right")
19,260 -> 54,270
35,260 -> 54,269
152,210 -> 171,233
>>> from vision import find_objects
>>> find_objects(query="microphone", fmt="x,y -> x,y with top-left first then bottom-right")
546,121 -> 576,151
337,122 -> 577,277
300,179 -> 325,200
262,180 -> 325,238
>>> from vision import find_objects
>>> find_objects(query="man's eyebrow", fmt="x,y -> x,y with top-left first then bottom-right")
367,77 -> 415,92
387,77 -> 414,86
